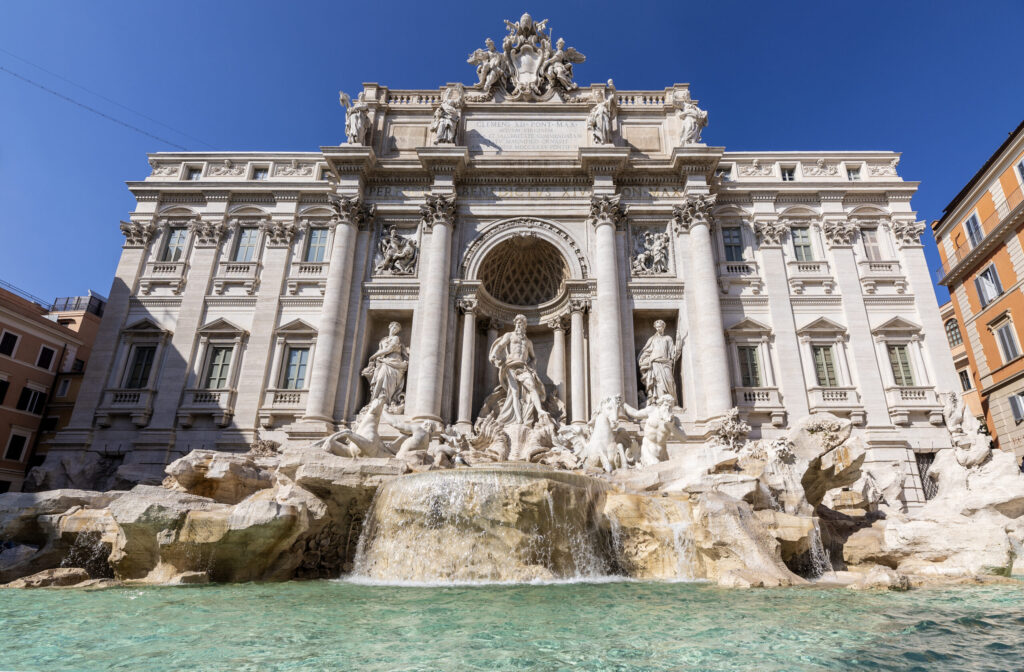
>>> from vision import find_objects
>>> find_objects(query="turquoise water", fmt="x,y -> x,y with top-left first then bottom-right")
1,580 -> 1022,671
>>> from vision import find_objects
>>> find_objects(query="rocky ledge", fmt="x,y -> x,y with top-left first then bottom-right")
1,413 -> 1022,589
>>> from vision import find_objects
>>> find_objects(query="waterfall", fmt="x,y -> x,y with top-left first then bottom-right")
806,519 -> 834,579
351,463 -> 615,583
602,495 -> 701,581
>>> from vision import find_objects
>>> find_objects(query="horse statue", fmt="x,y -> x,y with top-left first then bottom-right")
321,396 -> 392,458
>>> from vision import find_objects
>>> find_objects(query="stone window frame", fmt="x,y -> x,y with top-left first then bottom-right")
854,221 -> 894,262
958,369 -> 973,392
779,164 -> 797,182
56,378 -> 71,398
725,318 -> 777,390
716,218 -> 751,263
15,382 -> 48,416
267,319 -> 318,392
963,210 -> 984,249
974,263 -> 1004,307
110,319 -> 172,392
189,319 -> 248,393
3,426 -> 33,462
871,317 -> 931,389
714,164 -> 733,182
845,163 -> 863,181
987,311 -> 1022,365
787,220 -> 821,262
157,223 -> 193,263
250,164 -> 270,181
230,224 -> 264,263
0,329 -> 21,360
34,343 -> 57,372
1009,392 -> 1024,425
184,164 -> 204,181
797,317 -> 854,390
945,318 -> 963,348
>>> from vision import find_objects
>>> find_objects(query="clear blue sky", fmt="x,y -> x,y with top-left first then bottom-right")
2,1 -> 1022,305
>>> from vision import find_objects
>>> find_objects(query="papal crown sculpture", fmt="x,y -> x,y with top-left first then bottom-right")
36,13 -> 966,521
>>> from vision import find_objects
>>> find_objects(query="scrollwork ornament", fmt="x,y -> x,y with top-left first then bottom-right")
419,193 -> 457,233
588,194 -> 627,229
119,220 -> 156,247
260,220 -> 298,247
752,219 -> 790,247
329,195 -> 375,228
189,217 -> 227,247
670,194 -> 717,234
890,219 -> 926,248
822,219 -> 858,247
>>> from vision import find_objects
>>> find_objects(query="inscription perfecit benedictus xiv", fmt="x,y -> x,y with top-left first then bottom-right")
465,119 -> 584,153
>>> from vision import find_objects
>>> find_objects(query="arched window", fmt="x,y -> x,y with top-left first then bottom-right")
945,319 -> 963,347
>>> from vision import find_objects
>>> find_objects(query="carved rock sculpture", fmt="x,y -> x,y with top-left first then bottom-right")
360,322 -> 409,413
675,89 -> 708,145
320,397 -> 392,458
587,82 -> 616,145
430,84 -> 464,145
373,226 -> 418,275
631,229 -> 670,276
339,91 -> 370,145
636,319 -> 681,405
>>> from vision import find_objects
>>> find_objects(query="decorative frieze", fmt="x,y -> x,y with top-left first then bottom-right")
802,159 -> 838,177
208,160 -> 245,177
868,158 -> 899,176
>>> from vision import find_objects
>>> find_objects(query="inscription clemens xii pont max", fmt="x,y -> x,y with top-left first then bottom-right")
465,119 -> 584,153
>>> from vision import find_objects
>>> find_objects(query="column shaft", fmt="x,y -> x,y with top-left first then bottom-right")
549,321 -> 566,406
456,306 -> 476,425
594,220 -> 625,400
411,220 -> 452,421
570,308 -> 587,423
688,221 -> 733,417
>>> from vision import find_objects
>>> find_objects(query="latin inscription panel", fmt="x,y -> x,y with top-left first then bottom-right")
465,119 -> 584,154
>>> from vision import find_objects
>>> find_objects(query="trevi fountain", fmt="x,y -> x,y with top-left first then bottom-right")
2,14 -> 1023,672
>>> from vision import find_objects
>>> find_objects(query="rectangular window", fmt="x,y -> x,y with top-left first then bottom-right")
1010,394 -> 1024,424
186,167 -> 202,181
996,323 -> 1021,362
253,167 -> 269,181
861,228 -> 882,261
964,214 -> 983,248
305,229 -> 329,262
812,345 -> 839,387
72,358 -> 84,373
283,347 -> 309,389
974,265 -> 1003,306
162,228 -> 188,262
36,346 -> 55,370
320,168 -> 332,181
40,416 -> 59,433
16,387 -> 46,415
203,346 -> 233,389
780,167 -> 795,182
792,227 -> 814,261
4,434 -> 28,461
715,166 -> 732,182
847,167 -> 861,181
958,369 -> 973,391
916,452 -> 938,500
56,379 -> 71,398
0,379 -> 8,405
0,332 -> 18,357
722,227 -> 743,262
234,227 -> 260,262
737,346 -> 762,387
1017,160 -> 1024,184
0,481 -> 9,494
124,345 -> 156,389
887,344 -> 915,386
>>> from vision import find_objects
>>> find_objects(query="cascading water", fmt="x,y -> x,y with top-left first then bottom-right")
602,495 -> 701,581
806,520 -> 834,579
351,463 -> 615,583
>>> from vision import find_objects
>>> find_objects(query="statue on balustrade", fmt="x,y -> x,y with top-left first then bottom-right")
637,320 -> 682,405
480,314 -> 552,426
361,321 -> 409,413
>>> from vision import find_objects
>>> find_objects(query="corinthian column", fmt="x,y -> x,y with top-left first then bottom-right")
303,196 -> 373,425
456,297 -> 477,428
547,316 -> 567,407
674,194 -> 732,418
410,193 -> 457,422
589,195 -> 627,401
569,299 -> 589,424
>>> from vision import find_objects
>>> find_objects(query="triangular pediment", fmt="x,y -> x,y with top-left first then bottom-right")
872,316 -> 922,334
276,318 -> 317,334
726,317 -> 772,334
198,317 -> 247,335
123,318 -> 166,333
797,316 -> 847,335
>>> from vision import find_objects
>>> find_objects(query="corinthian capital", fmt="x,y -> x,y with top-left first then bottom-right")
588,194 -> 627,229
329,194 -> 375,228
188,217 -> 227,247
821,218 -> 858,247
890,219 -> 925,248
119,220 -> 156,247
260,220 -> 298,247
420,193 -> 457,233
671,194 -> 717,234
752,219 -> 789,247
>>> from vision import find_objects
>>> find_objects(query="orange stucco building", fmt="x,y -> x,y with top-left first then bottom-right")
0,286 -> 105,491
935,120 -> 1024,459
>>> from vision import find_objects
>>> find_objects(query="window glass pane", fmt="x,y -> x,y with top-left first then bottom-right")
284,347 -> 309,389
5,434 -> 27,461
958,370 -> 972,391
162,228 -> 187,262
861,228 -> 882,260
253,168 -> 268,180
722,228 -> 743,262
888,344 -> 914,386
1011,395 -> 1024,424
945,319 -> 962,347
37,347 -> 55,370
998,325 -> 1020,361
187,168 -> 202,181
0,379 -> 8,404
792,227 -> 813,261
847,168 -> 860,181
306,229 -> 328,262
203,346 -> 233,389
965,215 -> 983,247
234,228 -> 259,262
125,346 -> 156,389
738,346 -> 761,387
16,387 -> 32,411
812,345 -> 838,387
0,332 -> 17,356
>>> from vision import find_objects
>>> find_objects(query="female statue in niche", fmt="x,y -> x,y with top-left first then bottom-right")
362,321 -> 409,413
638,319 -> 681,405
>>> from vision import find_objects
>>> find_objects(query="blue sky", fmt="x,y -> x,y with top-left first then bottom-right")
2,1 -> 1022,305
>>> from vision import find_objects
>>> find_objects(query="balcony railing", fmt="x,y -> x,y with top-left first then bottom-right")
286,261 -> 328,295
139,261 -> 187,294
178,388 -> 236,427
718,260 -> 763,293
51,295 -> 105,317
212,260 -> 261,295
787,259 -> 834,294
937,181 -> 1024,279
857,259 -> 906,294
809,386 -> 859,407
885,385 -> 943,426
259,388 -> 308,427
96,388 -> 156,427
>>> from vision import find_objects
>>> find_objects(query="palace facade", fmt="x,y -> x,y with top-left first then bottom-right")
41,17 -> 958,505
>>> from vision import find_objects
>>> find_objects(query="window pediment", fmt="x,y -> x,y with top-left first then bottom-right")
797,316 -> 847,337
871,316 -> 922,336
198,317 -> 248,336
726,317 -> 772,335
276,318 -> 317,335
123,318 -> 169,334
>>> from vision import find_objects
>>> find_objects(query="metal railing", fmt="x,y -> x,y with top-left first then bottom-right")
937,180 -> 1023,279
51,295 -> 105,317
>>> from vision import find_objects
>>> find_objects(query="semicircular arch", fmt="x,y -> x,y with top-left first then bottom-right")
462,217 -> 588,281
